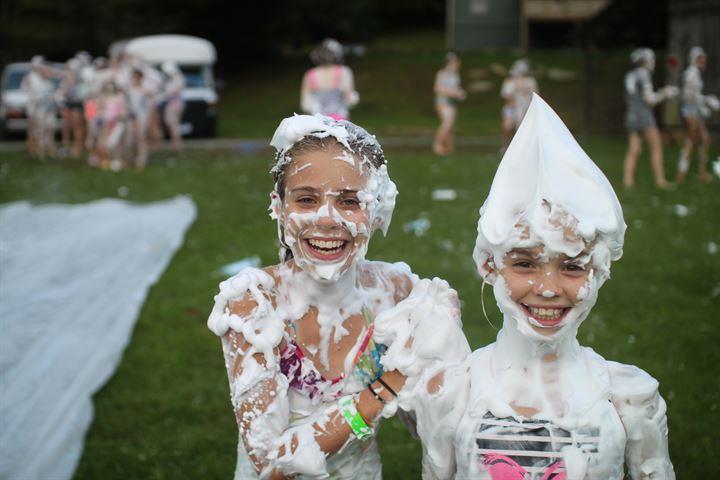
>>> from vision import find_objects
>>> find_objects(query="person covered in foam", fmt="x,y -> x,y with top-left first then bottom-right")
413,94 -> 675,480
622,48 -> 679,189
207,114 -> 470,479
675,46 -> 720,184
500,58 -> 539,154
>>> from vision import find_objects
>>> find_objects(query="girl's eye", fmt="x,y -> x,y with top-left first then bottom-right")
513,260 -> 534,269
339,197 -> 360,207
563,263 -> 585,272
297,197 -> 316,205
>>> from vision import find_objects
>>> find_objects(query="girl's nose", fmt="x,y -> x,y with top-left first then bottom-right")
315,203 -> 338,228
535,270 -> 560,297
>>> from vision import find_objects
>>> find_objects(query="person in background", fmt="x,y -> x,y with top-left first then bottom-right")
161,61 -> 185,151
500,58 -> 538,154
300,38 -> 359,121
126,68 -> 152,172
622,48 -> 678,189
58,58 -> 86,159
21,56 -> 58,159
433,52 -> 465,156
96,81 -> 127,170
676,46 -> 720,183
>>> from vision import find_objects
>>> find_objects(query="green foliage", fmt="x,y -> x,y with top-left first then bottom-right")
1,132 -> 717,477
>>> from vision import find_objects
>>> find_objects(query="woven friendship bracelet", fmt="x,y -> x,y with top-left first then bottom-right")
339,394 -> 373,440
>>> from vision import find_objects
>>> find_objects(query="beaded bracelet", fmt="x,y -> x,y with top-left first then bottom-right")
339,394 -> 373,440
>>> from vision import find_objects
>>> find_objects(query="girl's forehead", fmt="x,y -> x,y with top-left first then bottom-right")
506,245 -> 591,260
285,149 -> 367,190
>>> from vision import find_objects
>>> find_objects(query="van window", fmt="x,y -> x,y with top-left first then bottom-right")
3,69 -> 28,90
179,66 -> 208,88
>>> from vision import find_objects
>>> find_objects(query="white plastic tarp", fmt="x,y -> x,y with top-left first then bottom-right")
0,196 -> 196,480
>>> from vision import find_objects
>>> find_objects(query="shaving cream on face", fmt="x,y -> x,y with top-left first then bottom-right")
473,94 -> 625,345
269,114 -> 398,282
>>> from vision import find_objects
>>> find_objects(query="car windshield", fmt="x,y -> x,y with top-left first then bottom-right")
180,66 -> 208,88
3,69 -> 28,90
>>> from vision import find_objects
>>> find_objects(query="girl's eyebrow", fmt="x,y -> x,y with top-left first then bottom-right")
289,187 -> 317,195
509,248 -> 538,258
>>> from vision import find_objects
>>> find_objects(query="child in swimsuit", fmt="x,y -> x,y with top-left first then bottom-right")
433,52 -> 466,156
412,94 -> 674,479
300,39 -> 359,120
207,114 -> 469,479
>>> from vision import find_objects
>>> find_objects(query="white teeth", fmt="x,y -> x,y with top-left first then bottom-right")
527,306 -> 565,320
307,239 -> 345,250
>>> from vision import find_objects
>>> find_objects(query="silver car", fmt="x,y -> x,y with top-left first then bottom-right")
0,63 -> 31,137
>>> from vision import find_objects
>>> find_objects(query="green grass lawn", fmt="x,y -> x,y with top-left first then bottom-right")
1,134 -> 718,478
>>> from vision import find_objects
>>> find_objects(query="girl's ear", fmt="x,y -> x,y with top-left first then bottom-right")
270,191 -> 284,222
482,259 -> 498,285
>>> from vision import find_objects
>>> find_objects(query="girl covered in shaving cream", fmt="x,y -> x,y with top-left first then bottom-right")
390,95 -> 674,480
207,114 -> 469,479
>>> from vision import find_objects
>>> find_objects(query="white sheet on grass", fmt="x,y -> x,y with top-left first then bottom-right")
0,196 -> 197,480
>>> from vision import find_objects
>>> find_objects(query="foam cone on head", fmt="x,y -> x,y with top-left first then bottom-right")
474,93 -> 626,276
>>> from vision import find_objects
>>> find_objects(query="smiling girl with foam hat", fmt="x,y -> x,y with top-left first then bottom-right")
207,114 -> 469,479
412,94 -> 675,479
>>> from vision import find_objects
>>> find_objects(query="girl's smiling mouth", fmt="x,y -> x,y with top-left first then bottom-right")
303,237 -> 350,261
521,304 -> 571,327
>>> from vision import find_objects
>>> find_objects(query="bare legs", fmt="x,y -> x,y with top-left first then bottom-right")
70,108 -> 85,159
676,116 -> 711,183
501,112 -> 515,154
623,127 -> 668,189
433,103 -> 456,155
164,99 -> 184,151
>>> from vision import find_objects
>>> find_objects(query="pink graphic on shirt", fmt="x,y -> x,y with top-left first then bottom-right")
540,461 -> 566,480
482,454 -> 566,480
482,454 -> 527,480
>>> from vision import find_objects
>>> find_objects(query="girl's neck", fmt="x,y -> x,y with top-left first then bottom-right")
495,314 -> 581,368
289,261 -> 361,309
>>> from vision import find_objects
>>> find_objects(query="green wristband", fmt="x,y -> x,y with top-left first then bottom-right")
339,394 -> 373,440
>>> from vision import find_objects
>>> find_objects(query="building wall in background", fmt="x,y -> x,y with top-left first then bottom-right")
446,0 -> 521,50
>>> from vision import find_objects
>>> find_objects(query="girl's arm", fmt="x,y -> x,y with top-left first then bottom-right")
639,70 -> 677,106
299,70 -> 315,114
225,320 -> 405,478
415,362 -> 470,479
608,361 -> 675,480
341,67 -> 359,108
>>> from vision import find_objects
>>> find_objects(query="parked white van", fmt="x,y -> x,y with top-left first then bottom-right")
111,34 -> 219,137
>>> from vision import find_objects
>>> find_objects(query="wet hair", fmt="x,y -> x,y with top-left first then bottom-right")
272,123 -> 385,201
310,39 -> 344,66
